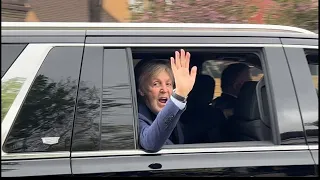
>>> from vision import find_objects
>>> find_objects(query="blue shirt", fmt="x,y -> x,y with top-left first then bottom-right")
138,96 -> 186,152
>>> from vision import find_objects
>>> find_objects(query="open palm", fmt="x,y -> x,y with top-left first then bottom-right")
170,49 -> 197,97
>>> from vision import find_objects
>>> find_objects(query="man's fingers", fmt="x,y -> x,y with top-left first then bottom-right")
190,66 -> 197,79
180,49 -> 186,68
170,57 -> 177,72
175,51 -> 182,69
186,52 -> 190,69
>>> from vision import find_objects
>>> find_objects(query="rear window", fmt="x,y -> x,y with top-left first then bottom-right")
3,46 -> 83,153
1,44 -> 27,77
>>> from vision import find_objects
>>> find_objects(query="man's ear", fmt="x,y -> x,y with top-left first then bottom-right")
138,89 -> 144,96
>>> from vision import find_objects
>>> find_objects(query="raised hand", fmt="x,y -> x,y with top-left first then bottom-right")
170,49 -> 197,97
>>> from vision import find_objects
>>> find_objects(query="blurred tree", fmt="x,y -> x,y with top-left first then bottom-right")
131,0 -> 318,32
130,0 -> 249,23
266,0 -> 318,33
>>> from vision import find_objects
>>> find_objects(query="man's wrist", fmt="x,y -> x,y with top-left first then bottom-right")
174,89 -> 188,98
172,89 -> 188,103
170,96 -> 186,110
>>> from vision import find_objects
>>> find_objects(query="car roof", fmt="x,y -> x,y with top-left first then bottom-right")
1,22 -> 318,39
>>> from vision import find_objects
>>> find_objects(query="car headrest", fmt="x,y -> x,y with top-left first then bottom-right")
234,81 -> 259,120
187,74 -> 215,107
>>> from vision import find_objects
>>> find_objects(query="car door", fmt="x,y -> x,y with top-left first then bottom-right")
1,31 -> 85,177
281,37 -> 319,175
70,31 -> 316,177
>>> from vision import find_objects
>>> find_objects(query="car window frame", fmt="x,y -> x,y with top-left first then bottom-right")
71,41 -> 311,160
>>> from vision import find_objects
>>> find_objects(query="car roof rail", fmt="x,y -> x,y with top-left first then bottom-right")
1,22 -> 317,35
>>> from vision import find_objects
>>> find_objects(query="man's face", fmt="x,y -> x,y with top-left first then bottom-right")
139,70 -> 173,114
233,69 -> 251,95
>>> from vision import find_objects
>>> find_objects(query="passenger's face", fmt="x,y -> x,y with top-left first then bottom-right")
139,70 -> 173,114
234,69 -> 251,95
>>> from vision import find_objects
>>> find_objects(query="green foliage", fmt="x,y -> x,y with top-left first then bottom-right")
1,77 -> 26,121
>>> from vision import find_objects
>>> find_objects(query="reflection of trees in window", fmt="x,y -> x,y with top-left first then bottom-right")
72,80 -> 101,151
101,84 -> 135,150
102,84 -> 132,110
1,77 -> 26,121
72,83 -> 135,151
3,75 -> 100,153
304,121 -> 318,127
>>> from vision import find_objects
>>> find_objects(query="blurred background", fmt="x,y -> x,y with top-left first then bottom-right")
1,0 -> 318,33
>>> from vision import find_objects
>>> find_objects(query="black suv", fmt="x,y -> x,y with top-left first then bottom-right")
1,22 -> 318,177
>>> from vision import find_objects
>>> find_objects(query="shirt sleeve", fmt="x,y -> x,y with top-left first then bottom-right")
170,95 -> 186,110
139,98 -> 185,152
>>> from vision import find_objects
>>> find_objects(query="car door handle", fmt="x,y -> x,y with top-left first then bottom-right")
148,163 -> 162,169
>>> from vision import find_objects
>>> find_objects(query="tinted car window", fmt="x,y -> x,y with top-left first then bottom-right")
202,60 -> 263,98
1,44 -> 27,77
305,50 -> 319,92
72,47 -> 103,151
303,49 -> 318,144
72,48 -> 135,151
3,47 -> 83,153
101,49 -> 135,150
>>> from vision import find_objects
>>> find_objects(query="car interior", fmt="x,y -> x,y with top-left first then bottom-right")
132,48 -> 272,146
305,49 -> 319,97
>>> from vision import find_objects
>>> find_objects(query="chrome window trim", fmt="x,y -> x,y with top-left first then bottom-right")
2,151 -> 70,160
86,44 -> 318,49
309,145 -> 318,150
1,43 -> 83,158
2,145 -> 310,160
85,44 -> 283,47
282,45 -> 318,49
70,145 -> 309,158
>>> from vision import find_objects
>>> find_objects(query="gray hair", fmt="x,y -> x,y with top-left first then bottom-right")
134,59 -> 174,100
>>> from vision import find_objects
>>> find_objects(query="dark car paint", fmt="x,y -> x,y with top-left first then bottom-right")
2,158 -> 71,177
69,148 -> 316,177
77,165 -> 316,177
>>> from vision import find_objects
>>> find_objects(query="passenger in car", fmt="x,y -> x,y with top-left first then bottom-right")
180,74 -> 226,144
134,49 -> 197,152
211,63 -> 251,118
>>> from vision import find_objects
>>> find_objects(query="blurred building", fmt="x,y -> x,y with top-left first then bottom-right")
2,0 -> 30,21
1,0 -> 133,22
